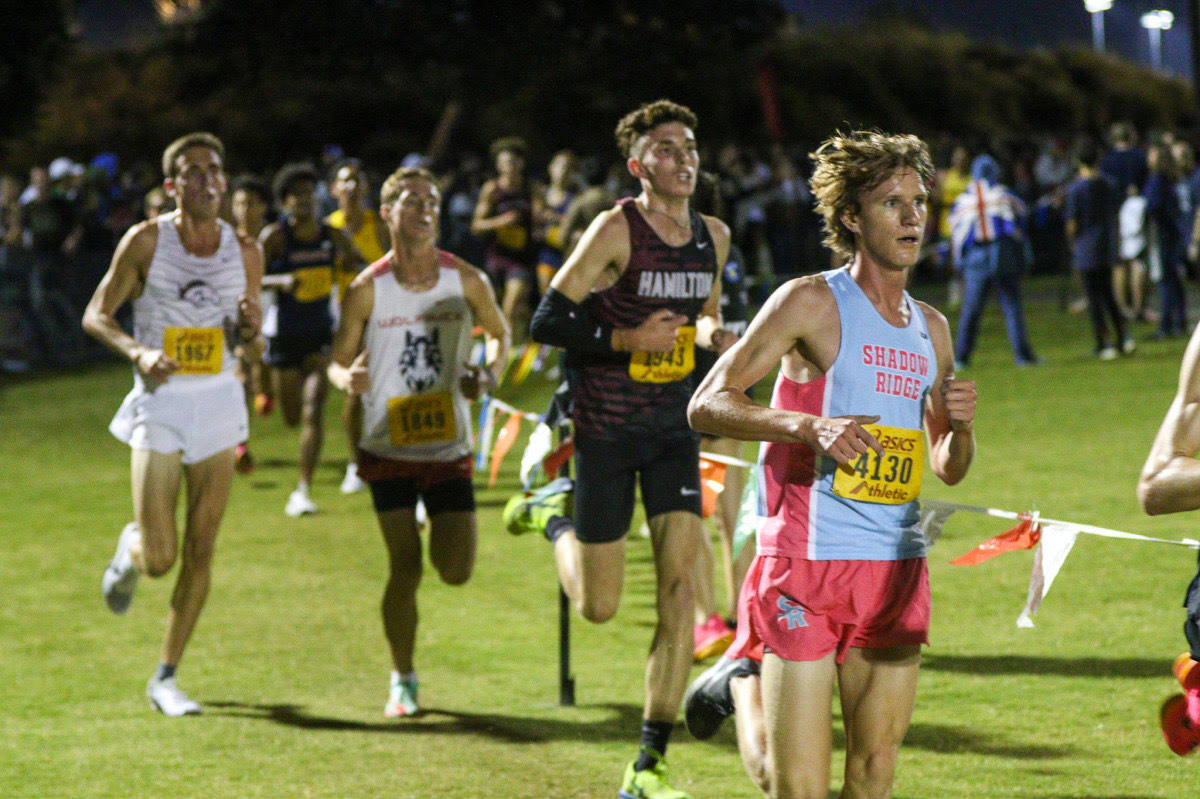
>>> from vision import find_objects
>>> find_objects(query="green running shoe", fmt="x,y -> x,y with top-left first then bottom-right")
503,477 -> 573,538
384,675 -> 418,718
618,752 -> 691,799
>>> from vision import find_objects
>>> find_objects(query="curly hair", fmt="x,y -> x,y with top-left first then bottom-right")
380,165 -> 438,207
271,163 -> 320,203
614,99 -> 698,159
809,130 -> 933,261
161,132 -> 224,179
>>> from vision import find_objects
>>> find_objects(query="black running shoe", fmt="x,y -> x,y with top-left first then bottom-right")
683,656 -> 759,740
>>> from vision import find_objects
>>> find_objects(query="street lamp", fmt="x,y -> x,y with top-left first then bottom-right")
1084,0 -> 1113,52
1141,9 -> 1175,71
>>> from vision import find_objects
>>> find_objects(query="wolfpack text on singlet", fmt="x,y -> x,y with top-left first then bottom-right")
566,197 -> 717,439
754,266 -> 937,561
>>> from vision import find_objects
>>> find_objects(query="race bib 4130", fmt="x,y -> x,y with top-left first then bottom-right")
831,424 -> 923,505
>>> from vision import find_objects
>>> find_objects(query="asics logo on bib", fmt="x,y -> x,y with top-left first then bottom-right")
636,271 -> 714,299
875,432 -> 918,452
776,596 -> 808,630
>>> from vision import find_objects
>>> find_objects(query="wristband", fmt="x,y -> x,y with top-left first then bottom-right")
530,287 -> 616,353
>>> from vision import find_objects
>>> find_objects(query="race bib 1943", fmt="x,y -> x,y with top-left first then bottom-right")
831,424 -> 924,505
628,325 -> 695,384
387,392 -> 455,447
163,327 -> 224,375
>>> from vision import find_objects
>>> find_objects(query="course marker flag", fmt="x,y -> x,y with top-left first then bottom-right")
925,499 -> 1200,627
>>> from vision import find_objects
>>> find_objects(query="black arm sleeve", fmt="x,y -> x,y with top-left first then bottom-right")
529,287 -> 615,353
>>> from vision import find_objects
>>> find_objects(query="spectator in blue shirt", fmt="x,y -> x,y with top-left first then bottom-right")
1065,141 -> 1132,359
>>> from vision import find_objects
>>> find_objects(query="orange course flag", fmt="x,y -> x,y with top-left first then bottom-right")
699,457 -> 727,519
950,517 -> 1041,565
487,413 -> 524,487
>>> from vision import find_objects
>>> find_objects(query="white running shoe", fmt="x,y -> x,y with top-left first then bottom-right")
340,462 -> 366,494
102,522 -> 141,615
384,675 -> 419,717
146,676 -> 202,716
285,487 -> 318,517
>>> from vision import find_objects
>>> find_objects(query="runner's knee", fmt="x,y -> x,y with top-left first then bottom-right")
578,591 -> 619,623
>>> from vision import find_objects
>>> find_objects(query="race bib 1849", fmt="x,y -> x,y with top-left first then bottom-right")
387,393 -> 455,447
163,327 -> 224,375
831,424 -> 924,505
628,325 -> 695,384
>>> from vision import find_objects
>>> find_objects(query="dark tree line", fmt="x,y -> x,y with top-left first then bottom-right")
3,0 -> 1195,174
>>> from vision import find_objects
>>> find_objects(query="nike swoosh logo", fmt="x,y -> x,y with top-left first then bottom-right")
680,487 -> 699,496
696,240 -> 708,249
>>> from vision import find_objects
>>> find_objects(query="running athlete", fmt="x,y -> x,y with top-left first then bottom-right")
505,100 -> 734,799
536,149 -> 580,294
84,132 -> 264,716
683,130 -> 976,799
324,158 -> 389,495
260,164 -> 363,516
472,137 -> 545,341
328,165 -> 509,718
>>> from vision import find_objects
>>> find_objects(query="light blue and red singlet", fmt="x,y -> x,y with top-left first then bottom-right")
755,266 -> 937,562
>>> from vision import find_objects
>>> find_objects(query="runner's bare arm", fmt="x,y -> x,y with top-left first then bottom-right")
1140,325 -> 1200,514
538,208 -> 679,353
327,274 -> 374,395
82,221 -> 179,380
235,233 -> 265,361
921,302 -> 975,485
257,224 -> 294,292
458,259 -> 511,398
471,181 -> 519,234
689,276 -> 883,465
695,214 -> 732,351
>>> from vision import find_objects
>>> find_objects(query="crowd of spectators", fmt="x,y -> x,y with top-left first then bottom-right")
3,123 -> 1197,371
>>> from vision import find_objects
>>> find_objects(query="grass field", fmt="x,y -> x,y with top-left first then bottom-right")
4,276 -> 1200,798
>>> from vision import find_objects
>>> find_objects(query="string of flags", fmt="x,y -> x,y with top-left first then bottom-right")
923,500 -> 1199,627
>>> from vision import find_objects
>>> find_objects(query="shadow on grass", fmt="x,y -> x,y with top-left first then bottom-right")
922,654 -> 1165,679
206,700 -> 645,743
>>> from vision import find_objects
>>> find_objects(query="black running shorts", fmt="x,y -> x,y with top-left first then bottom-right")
573,432 -> 702,544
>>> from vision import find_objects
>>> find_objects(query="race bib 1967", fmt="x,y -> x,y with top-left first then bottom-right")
831,424 -> 924,505
387,393 -> 455,447
628,325 -> 695,384
163,327 -> 224,375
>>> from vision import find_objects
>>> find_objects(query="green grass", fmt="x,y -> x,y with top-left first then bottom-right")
3,276 -> 1200,797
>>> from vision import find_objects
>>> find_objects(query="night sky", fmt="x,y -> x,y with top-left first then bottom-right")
76,0 -> 1196,78
784,0 -> 1195,77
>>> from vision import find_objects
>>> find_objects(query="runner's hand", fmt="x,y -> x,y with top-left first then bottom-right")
942,377 -> 976,431
344,349 -> 370,395
236,293 -> 261,338
620,308 -> 687,352
459,362 -> 494,401
135,348 -> 180,384
805,414 -> 883,466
